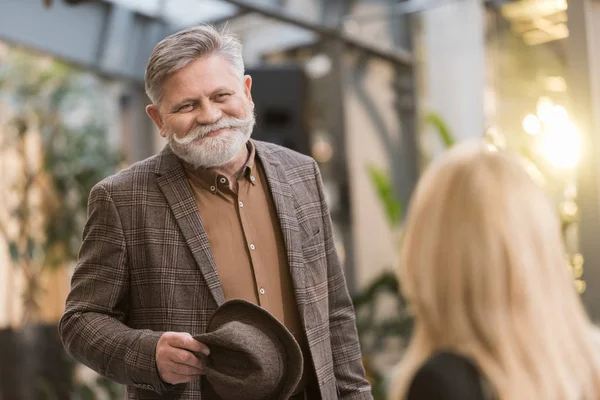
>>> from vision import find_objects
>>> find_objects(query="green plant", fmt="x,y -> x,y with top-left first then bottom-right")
0,44 -> 124,400
354,111 -> 456,399
366,165 -> 403,228
426,111 -> 455,148
0,47 -> 121,324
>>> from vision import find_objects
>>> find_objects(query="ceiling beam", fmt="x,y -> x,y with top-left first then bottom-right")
219,0 -> 413,66
1,0 -> 171,83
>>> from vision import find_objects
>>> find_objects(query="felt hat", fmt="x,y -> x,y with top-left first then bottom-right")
193,299 -> 304,400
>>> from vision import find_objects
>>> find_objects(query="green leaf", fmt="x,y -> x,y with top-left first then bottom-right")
74,384 -> 96,400
426,111 -> 456,148
366,164 -> 403,227
8,241 -> 19,262
2,45 -> 120,276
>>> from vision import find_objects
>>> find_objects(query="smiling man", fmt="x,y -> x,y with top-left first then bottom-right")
59,25 -> 372,400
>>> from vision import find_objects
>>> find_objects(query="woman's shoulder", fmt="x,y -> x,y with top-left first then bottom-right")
418,351 -> 480,373
406,351 -> 487,400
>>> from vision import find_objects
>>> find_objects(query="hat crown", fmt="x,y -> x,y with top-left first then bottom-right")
203,320 -> 287,399
193,300 -> 303,400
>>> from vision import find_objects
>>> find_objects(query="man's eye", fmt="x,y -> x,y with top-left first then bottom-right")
178,104 -> 193,112
215,93 -> 230,100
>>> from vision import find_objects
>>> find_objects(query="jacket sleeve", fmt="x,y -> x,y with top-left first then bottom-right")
59,183 -> 168,394
312,160 -> 373,399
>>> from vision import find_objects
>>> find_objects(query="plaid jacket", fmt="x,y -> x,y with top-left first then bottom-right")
59,140 -> 372,400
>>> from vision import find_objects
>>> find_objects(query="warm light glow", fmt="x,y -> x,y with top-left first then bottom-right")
485,143 -> 498,152
536,97 -> 555,124
527,98 -> 582,169
576,279 -> 586,294
552,104 -> 569,121
546,76 -> 567,92
537,121 -> 581,169
522,114 -> 541,135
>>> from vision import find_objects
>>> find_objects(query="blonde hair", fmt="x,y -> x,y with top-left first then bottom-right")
145,25 -> 244,105
390,141 -> 600,399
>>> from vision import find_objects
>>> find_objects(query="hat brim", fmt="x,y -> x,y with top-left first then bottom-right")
203,299 -> 304,399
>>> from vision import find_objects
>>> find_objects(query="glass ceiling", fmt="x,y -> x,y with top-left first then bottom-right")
105,0 -> 240,27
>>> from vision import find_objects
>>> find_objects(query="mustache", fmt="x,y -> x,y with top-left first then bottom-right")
170,115 -> 255,146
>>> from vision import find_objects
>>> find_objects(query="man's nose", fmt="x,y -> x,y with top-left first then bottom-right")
195,104 -> 222,125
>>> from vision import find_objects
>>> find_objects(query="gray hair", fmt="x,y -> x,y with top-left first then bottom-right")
144,25 -> 244,105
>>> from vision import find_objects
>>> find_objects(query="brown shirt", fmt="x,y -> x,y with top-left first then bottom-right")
183,142 -> 310,393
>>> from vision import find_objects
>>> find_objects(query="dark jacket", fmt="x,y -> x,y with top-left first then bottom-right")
407,352 -> 488,400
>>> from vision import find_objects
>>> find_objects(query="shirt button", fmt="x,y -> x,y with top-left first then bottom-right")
209,186 -> 216,192
250,244 -> 255,250
239,201 -> 244,208
259,288 -> 265,295
220,177 -> 227,184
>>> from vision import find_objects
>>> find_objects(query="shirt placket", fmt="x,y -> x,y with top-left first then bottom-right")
231,174 -> 267,307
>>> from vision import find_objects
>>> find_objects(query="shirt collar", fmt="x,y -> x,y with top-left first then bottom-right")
183,141 -> 256,194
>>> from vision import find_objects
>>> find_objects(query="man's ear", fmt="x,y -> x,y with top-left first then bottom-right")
243,75 -> 253,107
146,105 -> 166,137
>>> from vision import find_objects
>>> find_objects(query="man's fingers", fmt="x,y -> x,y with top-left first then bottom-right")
194,341 -> 210,356
166,332 -> 210,355
170,362 -> 205,376
170,348 -> 204,369
157,332 -> 208,385
162,372 -> 199,385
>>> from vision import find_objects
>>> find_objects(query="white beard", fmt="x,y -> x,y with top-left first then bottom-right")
166,112 -> 255,169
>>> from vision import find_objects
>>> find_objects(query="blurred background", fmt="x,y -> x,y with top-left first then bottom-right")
0,0 -> 598,398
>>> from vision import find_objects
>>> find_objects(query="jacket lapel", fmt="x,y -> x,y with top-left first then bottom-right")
154,146 -> 225,306
254,142 -> 307,315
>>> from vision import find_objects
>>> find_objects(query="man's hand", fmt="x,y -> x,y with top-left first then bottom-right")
156,332 -> 210,385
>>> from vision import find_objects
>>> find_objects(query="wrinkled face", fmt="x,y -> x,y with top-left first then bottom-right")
147,54 -> 255,168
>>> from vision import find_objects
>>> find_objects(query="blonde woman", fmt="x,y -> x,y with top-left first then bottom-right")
390,141 -> 600,400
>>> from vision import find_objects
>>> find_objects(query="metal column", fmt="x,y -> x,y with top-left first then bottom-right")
567,0 -> 600,320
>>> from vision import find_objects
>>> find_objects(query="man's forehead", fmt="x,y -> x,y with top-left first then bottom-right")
162,57 -> 239,101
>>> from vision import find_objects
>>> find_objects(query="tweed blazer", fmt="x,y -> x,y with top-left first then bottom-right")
59,140 -> 372,400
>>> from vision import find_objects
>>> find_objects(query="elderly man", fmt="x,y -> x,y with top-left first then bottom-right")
59,25 -> 371,400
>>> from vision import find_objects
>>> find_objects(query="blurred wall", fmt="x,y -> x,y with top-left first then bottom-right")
342,0 -> 487,289
417,0 -> 486,148
343,55 -> 403,288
